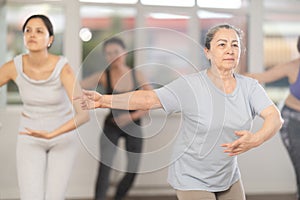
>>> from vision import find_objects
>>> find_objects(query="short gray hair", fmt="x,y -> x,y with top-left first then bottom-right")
204,23 -> 243,50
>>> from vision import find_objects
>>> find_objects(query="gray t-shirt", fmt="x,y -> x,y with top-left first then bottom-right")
154,69 -> 273,192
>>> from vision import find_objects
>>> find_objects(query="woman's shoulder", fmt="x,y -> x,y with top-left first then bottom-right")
289,58 -> 300,70
168,71 -> 207,87
182,70 -> 206,77
2,59 -> 16,73
4,59 -> 16,67
0,57 -> 19,81
50,55 -> 70,78
236,72 -> 257,81
235,73 -> 262,92
49,54 -> 67,64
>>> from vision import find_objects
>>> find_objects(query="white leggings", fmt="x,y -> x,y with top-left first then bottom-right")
16,132 -> 79,200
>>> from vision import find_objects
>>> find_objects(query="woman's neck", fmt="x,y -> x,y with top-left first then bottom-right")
207,67 -> 236,94
27,51 -> 50,67
207,67 -> 235,81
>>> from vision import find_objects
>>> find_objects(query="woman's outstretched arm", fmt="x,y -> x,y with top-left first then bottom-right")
76,89 -> 162,111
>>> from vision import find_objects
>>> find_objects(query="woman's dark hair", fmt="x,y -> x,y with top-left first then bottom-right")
103,37 -> 126,51
22,14 -> 54,37
22,14 -> 54,48
204,23 -> 243,50
297,36 -> 300,53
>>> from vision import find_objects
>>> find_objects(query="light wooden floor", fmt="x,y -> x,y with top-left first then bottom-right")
3,194 -> 296,200
66,193 -> 297,200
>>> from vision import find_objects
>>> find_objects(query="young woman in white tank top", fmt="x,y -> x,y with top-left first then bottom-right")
0,14 -> 89,200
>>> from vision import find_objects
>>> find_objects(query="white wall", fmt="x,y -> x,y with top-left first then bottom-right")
0,106 -> 296,199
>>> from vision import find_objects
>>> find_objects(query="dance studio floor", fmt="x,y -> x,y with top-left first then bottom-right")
3,194 -> 297,200
66,193 -> 296,200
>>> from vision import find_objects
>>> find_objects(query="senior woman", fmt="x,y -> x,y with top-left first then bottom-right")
76,24 -> 283,200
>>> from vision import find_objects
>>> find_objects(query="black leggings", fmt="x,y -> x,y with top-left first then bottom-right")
95,119 -> 143,200
280,105 -> 300,200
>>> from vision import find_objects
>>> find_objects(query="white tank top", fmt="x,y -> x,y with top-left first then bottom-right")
14,54 -> 73,119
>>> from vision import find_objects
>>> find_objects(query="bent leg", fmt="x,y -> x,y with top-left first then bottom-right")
285,118 -> 300,200
114,132 -> 143,200
17,135 -> 47,200
45,133 -> 79,200
216,180 -> 246,200
95,126 -> 120,200
280,106 -> 300,200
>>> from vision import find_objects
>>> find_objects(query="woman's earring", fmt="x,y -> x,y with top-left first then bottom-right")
48,43 -> 51,47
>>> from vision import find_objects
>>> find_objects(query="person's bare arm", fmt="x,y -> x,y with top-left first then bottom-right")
253,105 -> 283,145
61,64 -> 90,127
0,61 -> 17,86
222,105 -> 283,156
78,89 -> 162,111
246,61 -> 293,84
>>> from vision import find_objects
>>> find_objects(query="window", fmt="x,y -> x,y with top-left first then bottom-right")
197,0 -> 242,9
80,0 -> 138,4
141,0 -> 195,7
263,12 -> 300,103
138,12 -> 197,86
80,5 -> 136,87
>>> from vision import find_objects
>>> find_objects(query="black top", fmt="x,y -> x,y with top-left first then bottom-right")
103,68 -> 141,125
105,68 -> 139,95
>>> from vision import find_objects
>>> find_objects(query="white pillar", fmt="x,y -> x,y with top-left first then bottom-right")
188,5 -> 201,70
248,0 -> 264,73
0,0 -> 7,109
135,2 -> 146,68
64,0 -> 81,77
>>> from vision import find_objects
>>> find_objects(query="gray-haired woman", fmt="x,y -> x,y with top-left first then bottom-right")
76,24 -> 283,200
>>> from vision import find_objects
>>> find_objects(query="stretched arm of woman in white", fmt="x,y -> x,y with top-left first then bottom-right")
222,104 -> 283,156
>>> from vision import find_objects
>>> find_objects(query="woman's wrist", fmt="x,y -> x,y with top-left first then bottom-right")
48,131 -> 58,139
252,132 -> 265,147
101,95 -> 112,108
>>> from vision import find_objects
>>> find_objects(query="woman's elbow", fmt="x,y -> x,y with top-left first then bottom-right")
77,111 -> 90,126
143,91 -> 162,110
83,112 -> 90,123
273,108 -> 284,130
278,114 -> 284,129
264,105 -> 284,131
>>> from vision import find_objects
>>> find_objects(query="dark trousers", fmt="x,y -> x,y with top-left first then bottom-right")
280,105 -> 300,200
95,119 -> 143,200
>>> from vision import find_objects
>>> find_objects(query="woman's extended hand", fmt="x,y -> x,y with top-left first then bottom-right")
74,90 -> 103,110
221,130 -> 261,156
